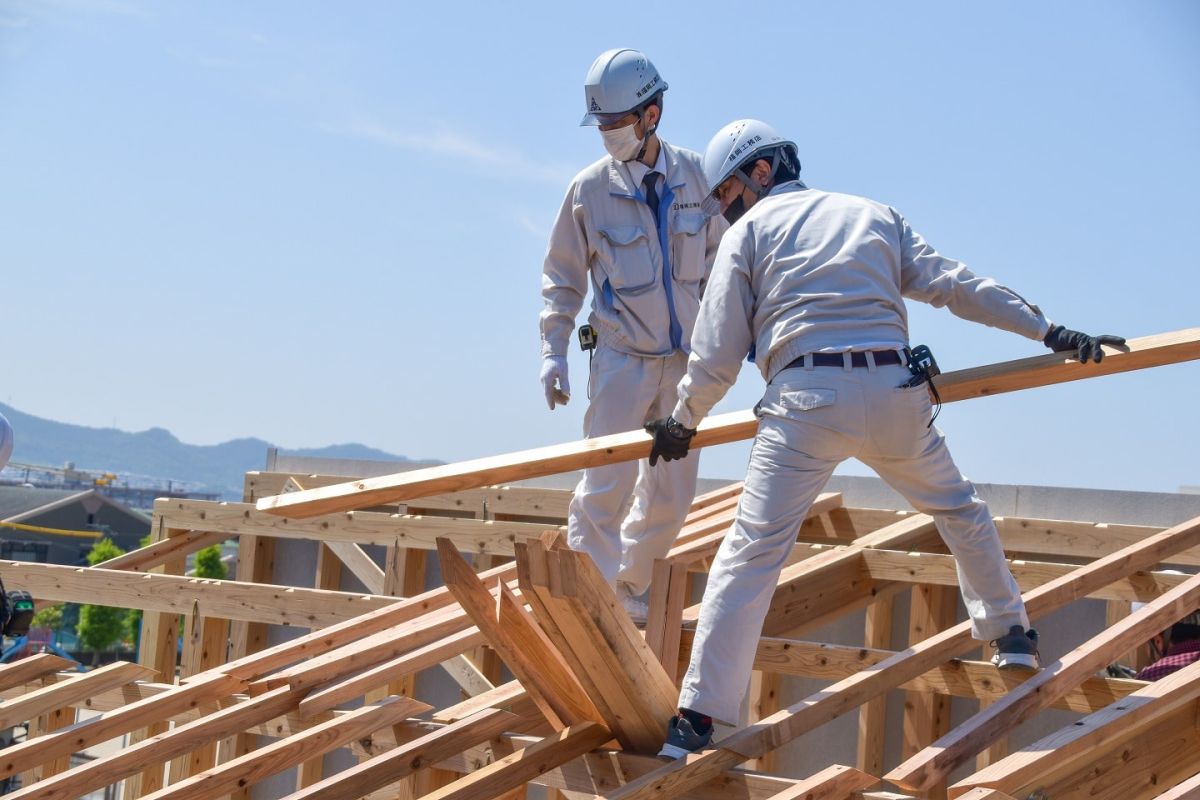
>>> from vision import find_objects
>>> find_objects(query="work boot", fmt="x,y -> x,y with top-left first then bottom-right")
658,710 -> 713,759
990,625 -> 1040,670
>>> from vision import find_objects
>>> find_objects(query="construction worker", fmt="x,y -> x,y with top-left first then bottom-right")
539,49 -> 726,619
645,119 -> 1125,757
1136,609 -> 1200,681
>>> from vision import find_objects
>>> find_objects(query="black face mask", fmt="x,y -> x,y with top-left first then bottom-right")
722,194 -> 747,224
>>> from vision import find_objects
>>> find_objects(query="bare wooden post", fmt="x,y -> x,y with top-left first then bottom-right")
124,528 -> 186,799
223,531 -> 275,800
901,584 -> 957,800
857,595 -> 895,777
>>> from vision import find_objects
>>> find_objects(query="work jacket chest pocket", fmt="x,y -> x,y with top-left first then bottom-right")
596,225 -> 657,294
670,212 -> 708,282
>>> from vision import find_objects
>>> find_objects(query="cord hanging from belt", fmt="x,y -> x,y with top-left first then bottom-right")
901,345 -> 943,428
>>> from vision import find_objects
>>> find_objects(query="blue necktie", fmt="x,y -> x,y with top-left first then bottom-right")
643,171 -> 661,229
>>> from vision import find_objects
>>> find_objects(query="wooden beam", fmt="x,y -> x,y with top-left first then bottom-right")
730,632 -> 1143,713
418,722 -> 612,800
966,699 -> 1200,800
323,541 -> 386,594
860,549 -> 1192,602
103,529 -> 230,573
278,709 -> 518,800
264,603 -> 474,694
856,596 -> 894,777
297,626 -> 485,717
156,499 -> 560,555
763,765 -> 877,800
217,561 -> 513,682
900,584 -> 957,800
135,696 -> 431,800
0,661 -> 156,730
0,654 -> 76,691
7,686 -> 305,800
438,538 -> 602,729
256,328 -> 1199,517
516,541 -> 677,754
949,658 -> 1200,798
644,559 -> 690,682
6,560 -> 398,627
887,569 -> 1200,791
244,471 -> 574,519
601,511 -> 1200,800
0,672 -> 244,783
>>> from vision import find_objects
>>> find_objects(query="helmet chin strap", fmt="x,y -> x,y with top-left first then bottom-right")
737,148 -> 783,198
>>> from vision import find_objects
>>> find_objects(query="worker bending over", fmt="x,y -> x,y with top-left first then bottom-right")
539,49 -> 725,620
645,119 -> 1124,757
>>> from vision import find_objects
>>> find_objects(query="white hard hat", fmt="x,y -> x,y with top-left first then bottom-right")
580,48 -> 667,126
703,119 -> 797,196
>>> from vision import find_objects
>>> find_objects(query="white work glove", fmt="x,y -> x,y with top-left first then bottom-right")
540,355 -> 570,410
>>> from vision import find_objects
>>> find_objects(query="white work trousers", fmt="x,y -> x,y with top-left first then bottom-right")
568,345 -> 700,596
678,360 -> 1028,724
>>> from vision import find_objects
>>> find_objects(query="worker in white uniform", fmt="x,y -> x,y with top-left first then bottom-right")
646,119 -> 1126,757
539,49 -> 726,619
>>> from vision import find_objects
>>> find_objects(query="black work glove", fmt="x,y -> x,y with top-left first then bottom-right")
1043,325 -> 1127,364
644,417 -> 696,467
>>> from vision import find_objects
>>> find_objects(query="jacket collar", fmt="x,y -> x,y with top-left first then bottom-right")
607,139 -> 686,198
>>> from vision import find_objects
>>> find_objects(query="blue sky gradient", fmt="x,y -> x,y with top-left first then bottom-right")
1,1 -> 1196,492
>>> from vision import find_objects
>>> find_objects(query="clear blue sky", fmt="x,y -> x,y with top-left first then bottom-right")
1,1 -> 1197,493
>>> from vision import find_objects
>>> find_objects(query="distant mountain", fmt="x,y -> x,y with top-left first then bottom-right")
0,403 -> 429,500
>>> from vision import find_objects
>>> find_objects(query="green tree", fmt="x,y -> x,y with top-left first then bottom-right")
77,538 -> 130,661
30,603 -> 64,630
192,545 -> 227,580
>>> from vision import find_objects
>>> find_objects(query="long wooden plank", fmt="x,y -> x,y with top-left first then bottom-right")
136,696 -> 431,800
216,561 -> 513,682
257,329 -> 1199,517
861,549 -> 1192,602
298,626 -> 485,717
419,722 -> 612,800
602,512 -> 1200,799
279,709 -> 518,800
887,569 -> 1200,791
245,471 -> 575,519
978,701 -> 1200,800
719,632 -> 1143,713
103,529 -> 230,573
265,603 -> 473,693
156,499 -> 560,555
764,765 -> 877,800
5,686 -> 304,800
0,672 -> 244,782
0,661 -> 156,730
0,654 -> 76,692
948,658 -> 1200,797
7,560 -> 398,627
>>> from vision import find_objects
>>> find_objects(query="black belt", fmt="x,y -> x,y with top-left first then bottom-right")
784,350 -> 903,370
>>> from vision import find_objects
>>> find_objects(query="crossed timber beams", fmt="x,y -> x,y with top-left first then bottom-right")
256,328 -> 1200,518
5,328 -> 1198,799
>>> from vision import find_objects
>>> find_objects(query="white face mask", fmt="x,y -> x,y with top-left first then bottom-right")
601,123 -> 643,162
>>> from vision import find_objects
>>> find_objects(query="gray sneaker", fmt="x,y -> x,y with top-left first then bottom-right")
657,713 -> 713,759
991,625 -> 1040,670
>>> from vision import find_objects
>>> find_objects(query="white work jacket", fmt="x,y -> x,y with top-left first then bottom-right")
540,140 -> 726,359
673,182 -> 1052,428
